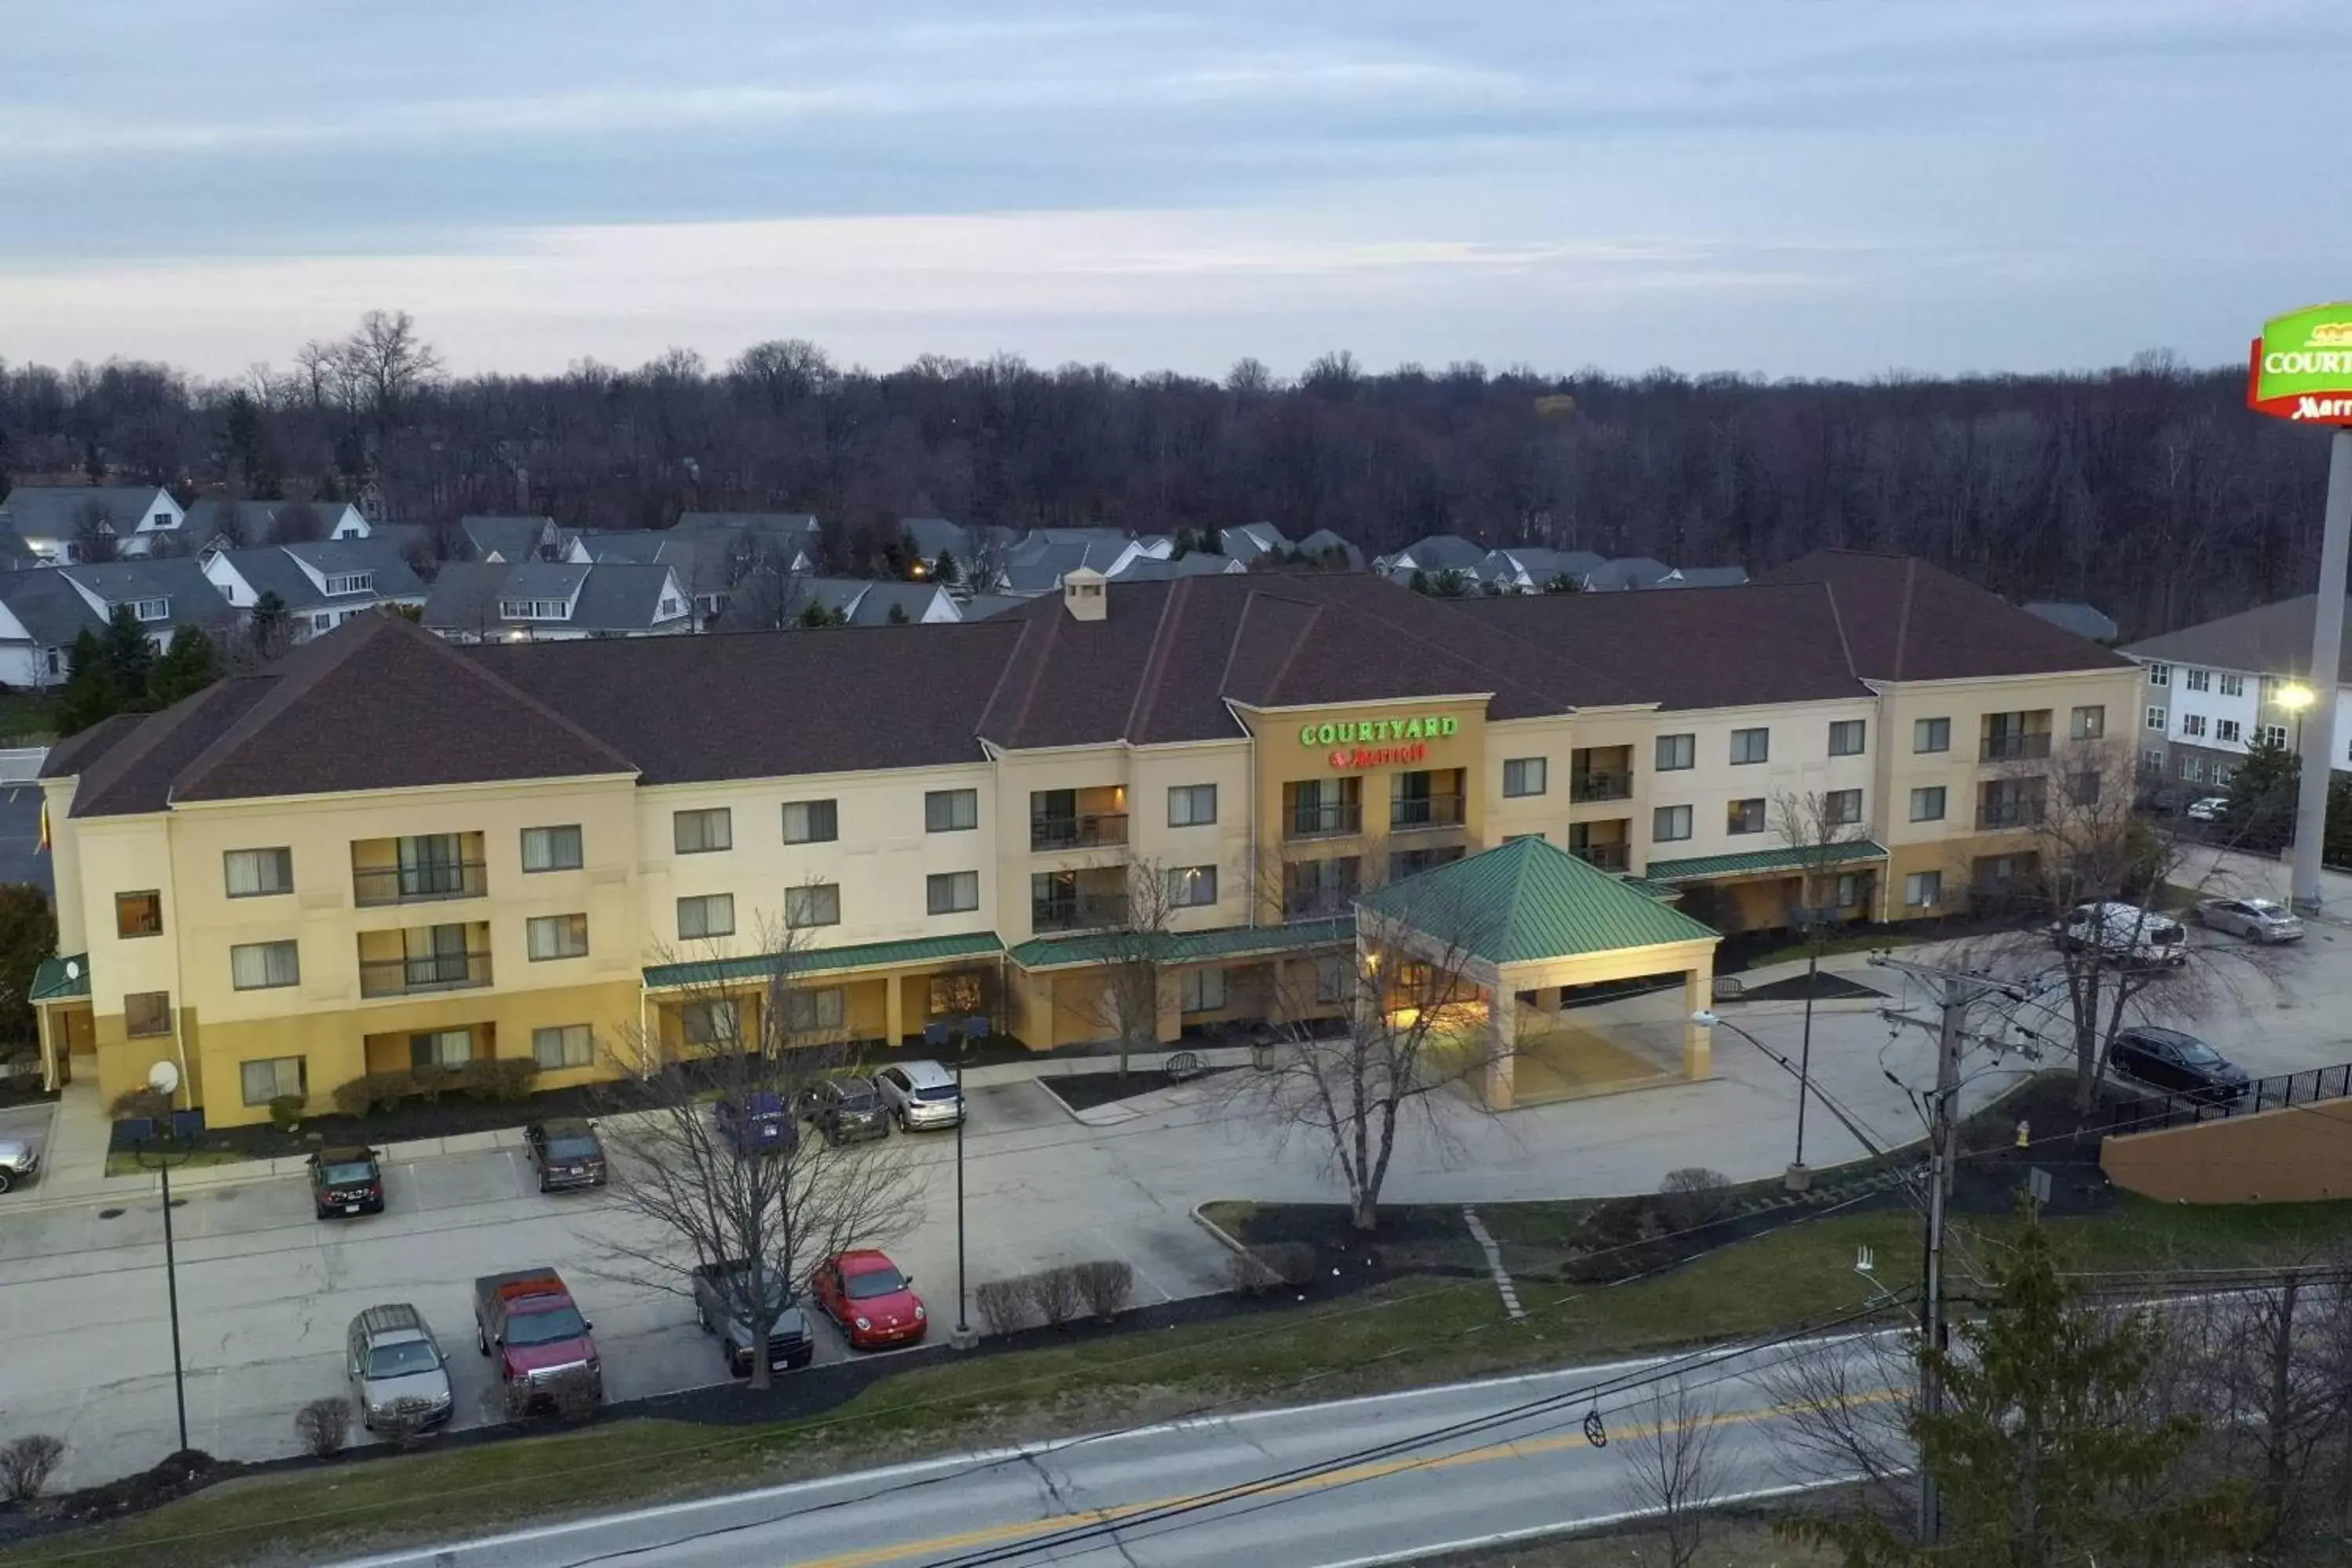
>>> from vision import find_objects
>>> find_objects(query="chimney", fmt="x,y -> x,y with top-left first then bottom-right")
1062,566 -> 1107,622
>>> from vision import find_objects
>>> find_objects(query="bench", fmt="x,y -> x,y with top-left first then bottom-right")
1164,1050 -> 1206,1083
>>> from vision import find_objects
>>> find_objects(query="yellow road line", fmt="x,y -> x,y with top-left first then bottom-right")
793,1387 -> 1904,1568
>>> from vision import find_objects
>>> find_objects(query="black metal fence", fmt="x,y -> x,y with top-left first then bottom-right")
2102,1061 -> 2352,1135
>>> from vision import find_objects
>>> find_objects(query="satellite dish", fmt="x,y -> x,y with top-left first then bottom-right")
64,960 -> 80,981
147,1060 -> 180,1096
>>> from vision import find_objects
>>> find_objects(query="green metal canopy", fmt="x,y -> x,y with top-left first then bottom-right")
1356,836 -> 1719,965
1641,839 -> 1888,886
1008,916 -> 1352,973
31,953 -> 88,1002
644,931 -> 1002,991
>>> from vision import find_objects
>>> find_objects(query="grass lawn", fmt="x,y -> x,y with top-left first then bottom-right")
1411,1512 -> 1837,1566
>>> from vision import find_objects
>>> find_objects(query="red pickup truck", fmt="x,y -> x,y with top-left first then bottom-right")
473,1268 -> 602,1406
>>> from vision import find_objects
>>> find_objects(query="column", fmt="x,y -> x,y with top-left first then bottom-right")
1486,983 -> 1517,1110
1682,964 -> 1713,1080
884,975 -> 905,1048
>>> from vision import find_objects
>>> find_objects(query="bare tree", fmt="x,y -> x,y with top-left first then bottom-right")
343,310 -> 443,422
1084,858 -> 1185,1079
71,501 -> 119,564
1757,1330 -> 1918,1526
597,916 -> 921,1389
268,499 -> 324,545
1617,1375 -> 1733,1568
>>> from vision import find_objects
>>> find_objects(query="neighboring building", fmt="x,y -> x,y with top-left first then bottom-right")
2023,601 -> 2120,646
670,513 -> 820,575
460,515 -> 567,564
32,553 -> 2132,1127
898,517 -> 971,575
1216,522 -> 1291,564
2121,594 -> 2352,793
423,561 -> 693,641
1477,548 -> 1606,593
995,535 -> 1135,596
0,486 -> 185,561
0,559 -> 241,687
1374,534 -> 1487,575
1105,553 -> 1247,583
202,541 -> 429,640
717,575 -> 962,630
185,499 -> 371,549
1294,529 -> 1365,570
1580,556 -> 1675,591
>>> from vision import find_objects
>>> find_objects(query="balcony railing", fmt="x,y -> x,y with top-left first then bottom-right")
1287,803 -> 1363,840
1980,732 -> 2053,762
353,860 -> 488,907
1389,793 -> 1467,831
1976,800 -> 2044,830
1571,844 -> 1631,873
1570,770 -> 1634,803
1029,813 -> 1129,853
1032,896 -> 1129,934
1283,890 -> 1356,921
359,949 -> 492,999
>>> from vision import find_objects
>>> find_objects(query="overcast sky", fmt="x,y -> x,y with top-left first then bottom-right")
3,0 -> 2345,382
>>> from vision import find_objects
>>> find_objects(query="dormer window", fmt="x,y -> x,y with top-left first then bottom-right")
324,572 -> 374,596
128,597 -> 169,622
150,511 -> 172,529
499,598 -> 573,621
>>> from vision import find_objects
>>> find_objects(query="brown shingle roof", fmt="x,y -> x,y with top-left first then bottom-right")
1761,550 -> 2132,682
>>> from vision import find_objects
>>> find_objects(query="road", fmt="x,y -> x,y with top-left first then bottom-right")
327,1334 -> 1891,1568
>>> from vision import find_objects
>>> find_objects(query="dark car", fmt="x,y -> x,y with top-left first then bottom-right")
715,1092 -> 798,1156
309,1146 -> 384,1218
808,1076 -> 889,1145
2108,1026 -> 2250,1105
524,1119 -> 608,1192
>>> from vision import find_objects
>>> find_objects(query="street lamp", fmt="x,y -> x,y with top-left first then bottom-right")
2277,681 -> 2316,757
131,1059 -> 193,1454
1691,1010 -> 1886,1161
953,1022 -> 975,1350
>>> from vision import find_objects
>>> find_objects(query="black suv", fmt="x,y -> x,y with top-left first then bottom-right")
309,1146 -> 384,1218
524,1119 -> 608,1192
2108,1026 -> 2249,1105
808,1076 -> 890,1145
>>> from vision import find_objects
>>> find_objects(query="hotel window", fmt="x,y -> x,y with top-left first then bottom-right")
116,890 -> 163,938
782,799 -> 838,844
786,883 -> 841,929
2262,724 -> 2288,749
681,1000 -> 739,1047
2180,757 -> 2205,782
673,807 -> 731,854
1904,870 -> 1942,909
1167,784 -> 1218,826
410,1029 -> 474,1068
1828,720 -> 1866,757
1730,728 -> 1769,765
1179,967 -> 1229,1014
2146,706 -> 2165,732
927,871 -> 980,916
784,987 -> 847,1033
1914,717 -> 1951,753
2216,719 -> 2241,744
1834,873 -> 1864,907
527,913 -> 590,961
1652,804 -> 1693,842
677,893 -> 735,940
230,940 -> 300,991
1824,789 -> 1863,826
533,1025 -> 594,1069
1314,954 -> 1353,1006
2216,765 -> 2235,786
1654,733 -> 1696,771
240,1055 -> 305,1106
1501,757 -> 1547,797
1389,844 -> 1467,881
2142,747 -> 2165,772
125,991 -> 172,1037
1910,786 -> 1947,822
2071,705 -> 2105,741
2147,662 -> 2171,687
2067,771 -> 2103,807
1726,798 -> 1766,835
925,788 -> 979,833
521,825 -> 583,872
1166,865 -> 1218,909
2180,713 -> 2206,739
2184,668 -> 2211,691
2220,673 -> 2245,697
223,847 -> 293,898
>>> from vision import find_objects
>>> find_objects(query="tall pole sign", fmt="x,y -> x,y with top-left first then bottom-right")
2248,303 -> 2352,913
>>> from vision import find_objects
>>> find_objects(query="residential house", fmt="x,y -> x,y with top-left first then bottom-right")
185,499 -> 371,550
1476,548 -> 1606,593
460,515 -> 568,564
423,561 -> 693,642
1215,522 -> 1291,565
0,486 -> 185,561
1293,528 -> 1365,570
201,540 -> 428,641
0,558 -> 241,688
2024,601 -> 2120,645
1374,534 -> 1487,576
717,575 -> 963,630
2122,595 -> 2352,794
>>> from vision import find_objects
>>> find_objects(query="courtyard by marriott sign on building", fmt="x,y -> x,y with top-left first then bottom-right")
1301,713 -> 1460,770
2249,303 -> 2352,424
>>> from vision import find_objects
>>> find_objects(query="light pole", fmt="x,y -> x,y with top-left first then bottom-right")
1690,1009 -> 1885,1159
132,1060 -> 193,1454
953,1025 -> 973,1350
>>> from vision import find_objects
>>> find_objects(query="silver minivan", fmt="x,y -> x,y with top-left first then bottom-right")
876,1060 -> 965,1131
347,1304 -> 455,1433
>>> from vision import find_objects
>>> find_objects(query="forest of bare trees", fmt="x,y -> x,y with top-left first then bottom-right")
0,317 -> 2336,639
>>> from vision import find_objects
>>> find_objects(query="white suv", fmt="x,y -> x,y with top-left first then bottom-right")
2056,901 -> 2189,967
876,1061 -> 966,1131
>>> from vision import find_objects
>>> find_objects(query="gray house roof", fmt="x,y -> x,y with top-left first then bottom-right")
423,561 -> 685,637
1218,521 -> 1290,561
216,540 -> 424,611
1668,565 -> 1751,590
503,561 -> 593,600
1000,537 -> 1131,593
460,515 -> 561,562
0,559 -> 238,648
0,527 -> 37,572
1388,534 -> 1487,572
2123,595 -> 2352,684
2024,600 -> 2119,644
1582,556 -> 1675,590
1481,547 -> 1606,586
0,486 -> 176,550
1294,529 -> 1366,569
960,593 -> 1027,622
673,511 -> 819,544
899,517 -> 970,564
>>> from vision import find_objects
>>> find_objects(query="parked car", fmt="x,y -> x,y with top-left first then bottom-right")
875,1061 -> 965,1131
2192,896 -> 2305,943
524,1118 -> 608,1192
2107,1025 -> 2249,1105
715,1092 -> 798,1156
0,1137 -> 39,1194
2185,797 -> 2230,822
2055,902 -> 2189,967
690,1260 -> 815,1377
813,1249 -> 927,1349
807,1076 -> 890,1145
346,1304 -> 454,1433
308,1146 -> 384,1218
474,1268 -> 602,1405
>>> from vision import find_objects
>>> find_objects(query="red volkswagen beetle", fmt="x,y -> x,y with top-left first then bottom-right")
814,1249 -> 927,1349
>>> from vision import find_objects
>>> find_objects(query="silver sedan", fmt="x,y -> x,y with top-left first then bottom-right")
2193,896 -> 2304,942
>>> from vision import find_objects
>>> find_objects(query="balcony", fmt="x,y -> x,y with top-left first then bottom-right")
1287,802 -> 1363,840
353,859 -> 488,906
1030,812 -> 1128,853
359,948 -> 492,999
1032,895 -> 1130,934
1572,843 -> 1632,873
1390,793 -> 1466,832
1980,732 -> 2053,763
1976,799 -> 2044,831
1570,770 -> 1634,804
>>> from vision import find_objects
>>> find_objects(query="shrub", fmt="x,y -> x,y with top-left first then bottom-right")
1025,1265 -> 1084,1328
1566,1198 -> 1670,1283
1073,1259 -> 1134,1322
1224,1249 -> 1278,1298
974,1279 -> 1028,1337
267,1094 -> 306,1132
0,1435 -> 64,1504
373,1407 -> 428,1452
544,1367 -> 601,1427
294,1397 -> 350,1459
409,1063 -> 459,1103
332,1070 -> 423,1117
458,1057 -> 539,1103
108,1086 -> 172,1123
1657,1167 -> 1735,1232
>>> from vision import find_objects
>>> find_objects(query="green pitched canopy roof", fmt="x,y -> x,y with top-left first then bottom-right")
1010,916 -> 1351,972
1642,840 -> 1887,885
1357,837 -> 1719,965
31,954 -> 87,1002
644,931 -> 1002,992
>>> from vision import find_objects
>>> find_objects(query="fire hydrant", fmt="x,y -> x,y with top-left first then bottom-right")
2015,1119 -> 2031,1149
